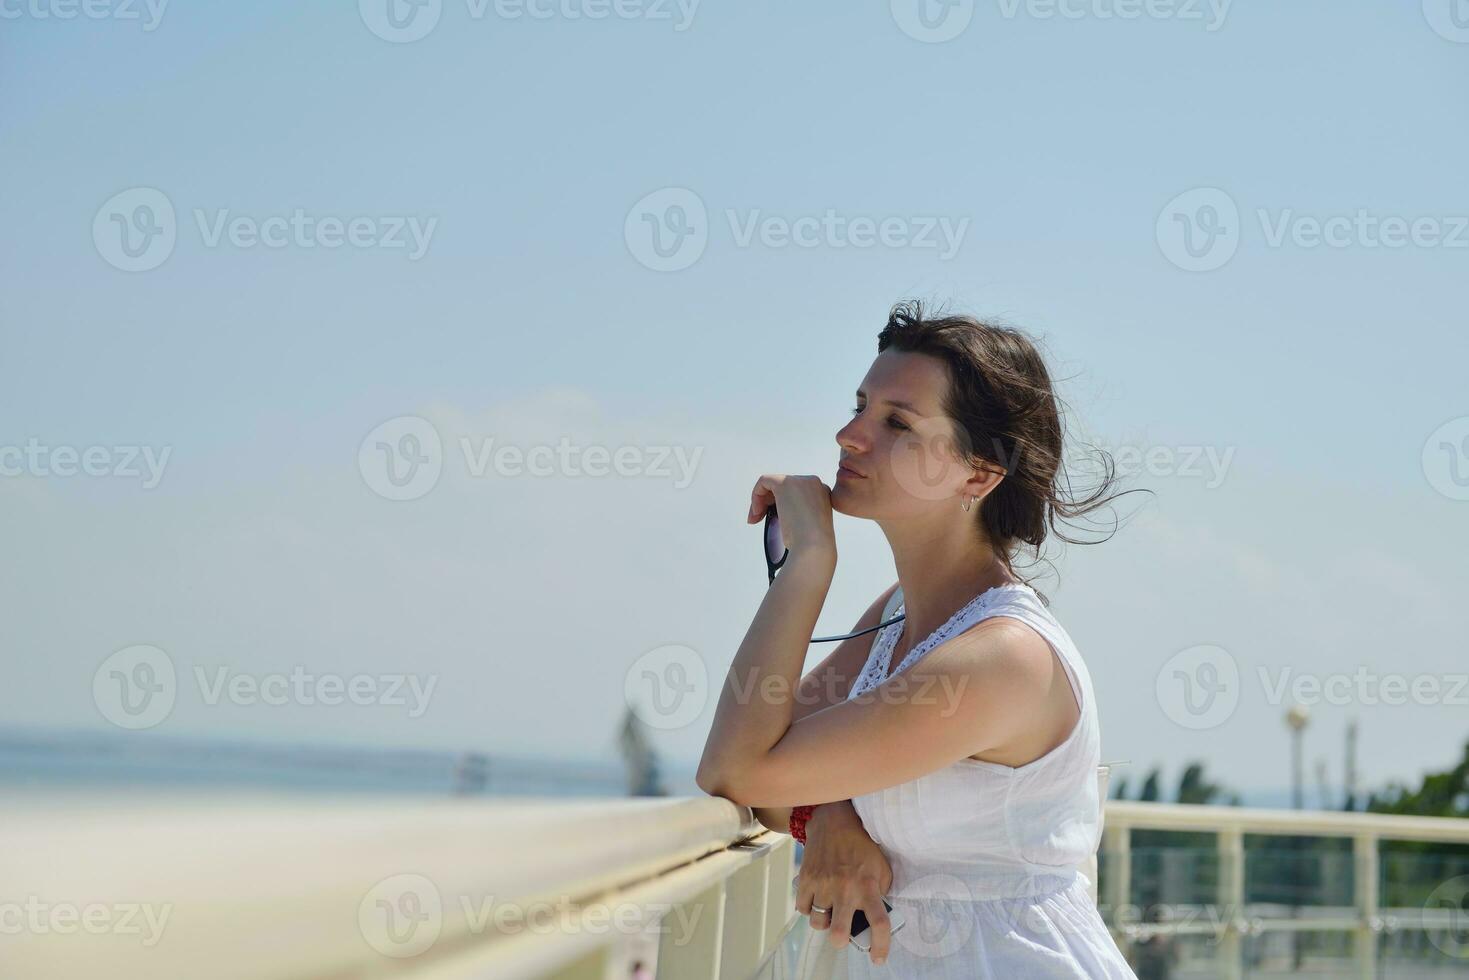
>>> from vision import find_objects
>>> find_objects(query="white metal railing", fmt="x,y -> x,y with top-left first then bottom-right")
9,791 -> 1466,979
1100,800 -> 1469,979
0,793 -> 795,979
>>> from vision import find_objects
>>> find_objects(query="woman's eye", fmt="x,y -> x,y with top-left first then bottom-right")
851,406 -> 907,431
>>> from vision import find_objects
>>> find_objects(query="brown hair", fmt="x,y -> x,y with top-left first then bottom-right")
876,299 -> 1144,604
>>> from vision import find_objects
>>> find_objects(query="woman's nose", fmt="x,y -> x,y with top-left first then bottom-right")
836,422 -> 866,452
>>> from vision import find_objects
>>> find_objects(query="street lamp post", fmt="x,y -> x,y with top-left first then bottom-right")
1286,703 -> 1310,970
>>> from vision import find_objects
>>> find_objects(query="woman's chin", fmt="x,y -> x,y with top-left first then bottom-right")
830,482 -> 868,517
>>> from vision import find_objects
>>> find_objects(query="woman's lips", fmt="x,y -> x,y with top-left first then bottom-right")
838,462 -> 866,479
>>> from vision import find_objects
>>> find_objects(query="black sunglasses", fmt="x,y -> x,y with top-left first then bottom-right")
763,505 -> 904,643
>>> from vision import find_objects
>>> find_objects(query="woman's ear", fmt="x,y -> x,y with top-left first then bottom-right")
963,461 -> 1006,502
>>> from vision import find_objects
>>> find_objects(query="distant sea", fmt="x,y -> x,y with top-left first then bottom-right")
0,728 -> 700,800
0,730 -> 1305,810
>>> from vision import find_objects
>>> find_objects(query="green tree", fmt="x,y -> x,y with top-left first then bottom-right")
1365,739 -> 1469,907
1116,763 -> 1238,910
1367,740 -> 1469,819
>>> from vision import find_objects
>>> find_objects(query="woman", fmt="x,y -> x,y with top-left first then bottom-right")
696,301 -> 1139,977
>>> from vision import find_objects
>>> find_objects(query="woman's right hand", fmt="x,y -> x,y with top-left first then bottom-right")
795,800 -> 894,965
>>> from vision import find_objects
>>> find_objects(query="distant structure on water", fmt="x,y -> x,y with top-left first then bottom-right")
618,706 -> 666,797
452,751 -> 490,795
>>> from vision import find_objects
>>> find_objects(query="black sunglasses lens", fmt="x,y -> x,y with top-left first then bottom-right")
764,511 -> 785,565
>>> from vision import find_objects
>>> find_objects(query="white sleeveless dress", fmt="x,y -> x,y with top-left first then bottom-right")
792,582 -> 1136,979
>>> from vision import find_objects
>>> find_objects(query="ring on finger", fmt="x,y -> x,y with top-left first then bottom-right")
810,903 -> 831,915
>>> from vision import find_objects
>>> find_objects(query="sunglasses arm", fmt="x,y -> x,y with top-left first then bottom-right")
762,508 -> 902,642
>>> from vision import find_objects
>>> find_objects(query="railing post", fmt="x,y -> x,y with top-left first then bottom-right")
1354,831 -> 1379,980
658,881 -> 727,978
1101,821 -> 1131,955
1217,826 -> 1244,980
761,836 -> 796,959
719,852 -> 770,978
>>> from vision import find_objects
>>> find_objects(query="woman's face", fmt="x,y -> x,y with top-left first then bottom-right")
832,349 -> 982,519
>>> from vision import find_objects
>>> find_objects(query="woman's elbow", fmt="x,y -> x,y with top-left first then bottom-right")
697,770 -> 794,809
696,764 -> 739,801
697,762 -> 763,806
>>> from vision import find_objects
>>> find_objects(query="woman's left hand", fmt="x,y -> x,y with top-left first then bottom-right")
797,801 -> 894,963
747,474 -> 836,560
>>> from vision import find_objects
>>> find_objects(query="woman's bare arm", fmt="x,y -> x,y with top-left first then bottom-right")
748,582 -> 899,833
698,554 -> 1061,809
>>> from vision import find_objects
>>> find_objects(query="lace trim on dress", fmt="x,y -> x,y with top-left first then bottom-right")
849,582 -> 1035,699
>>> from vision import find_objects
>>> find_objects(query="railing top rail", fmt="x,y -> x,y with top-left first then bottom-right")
1105,800 -> 1469,842
2,793 -> 761,979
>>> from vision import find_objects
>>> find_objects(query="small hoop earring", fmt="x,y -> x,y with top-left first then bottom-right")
961,495 -> 976,513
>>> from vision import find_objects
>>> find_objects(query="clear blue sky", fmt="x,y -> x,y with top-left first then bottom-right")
2,0 -> 1466,803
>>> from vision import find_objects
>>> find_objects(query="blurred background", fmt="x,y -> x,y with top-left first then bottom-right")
2,1 -> 1467,977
